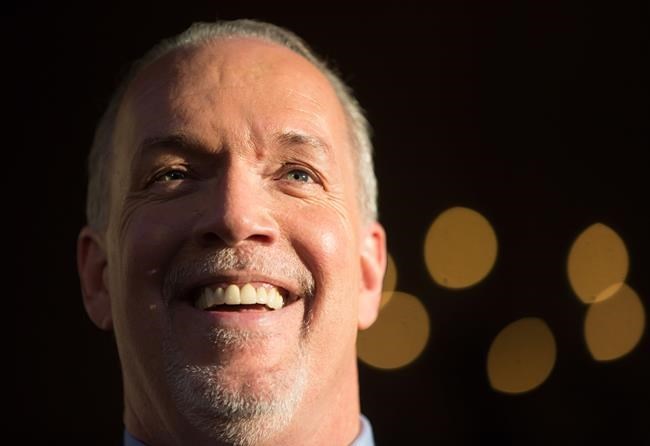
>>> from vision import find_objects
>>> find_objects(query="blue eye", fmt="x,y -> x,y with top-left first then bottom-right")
285,169 -> 314,183
155,170 -> 187,182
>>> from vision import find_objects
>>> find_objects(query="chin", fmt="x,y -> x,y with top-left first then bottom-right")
161,326 -> 309,445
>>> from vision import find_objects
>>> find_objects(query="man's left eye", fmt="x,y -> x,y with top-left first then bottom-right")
284,169 -> 314,183
155,169 -> 187,182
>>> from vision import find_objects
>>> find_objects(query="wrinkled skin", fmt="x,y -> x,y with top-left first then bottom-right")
78,38 -> 386,446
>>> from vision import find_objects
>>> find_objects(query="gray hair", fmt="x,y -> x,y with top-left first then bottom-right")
86,19 -> 378,231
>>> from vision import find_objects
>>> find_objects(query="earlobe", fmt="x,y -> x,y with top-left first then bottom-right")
77,226 -> 113,331
358,222 -> 387,330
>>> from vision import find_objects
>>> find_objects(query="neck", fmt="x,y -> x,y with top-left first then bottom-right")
267,358 -> 362,446
124,357 -> 363,446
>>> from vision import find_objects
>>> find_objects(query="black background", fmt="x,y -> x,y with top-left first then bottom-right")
6,1 -> 649,444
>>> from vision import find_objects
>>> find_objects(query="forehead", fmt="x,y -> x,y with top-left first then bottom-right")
115,38 -> 350,155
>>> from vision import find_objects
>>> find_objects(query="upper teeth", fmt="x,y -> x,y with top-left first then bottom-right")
194,284 -> 285,311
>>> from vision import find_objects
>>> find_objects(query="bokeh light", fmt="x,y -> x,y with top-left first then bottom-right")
487,318 -> 556,394
567,223 -> 629,304
584,283 -> 646,361
424,207 -> 498,289
380,253 -> 397,309
358,292 -> 430,370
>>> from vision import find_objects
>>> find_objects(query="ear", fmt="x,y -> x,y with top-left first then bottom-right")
358,221 -> 387,330
77,226 -> 113,330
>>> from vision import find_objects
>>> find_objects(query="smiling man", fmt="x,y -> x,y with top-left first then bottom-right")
77,20 -> 386,446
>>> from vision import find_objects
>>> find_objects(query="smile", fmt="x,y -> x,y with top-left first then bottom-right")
193,283 -> 291,311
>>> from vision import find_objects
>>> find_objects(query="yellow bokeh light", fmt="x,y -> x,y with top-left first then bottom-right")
487,318 -> 556,394
380,253 -> 398,309
567,223 -> 629,304
584,283 -> 646,361
424,207 -> 498,289
357,292 -> 430,370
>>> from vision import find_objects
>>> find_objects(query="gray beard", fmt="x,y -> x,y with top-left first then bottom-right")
163,326 -> 309,446
160,247 -> 314,445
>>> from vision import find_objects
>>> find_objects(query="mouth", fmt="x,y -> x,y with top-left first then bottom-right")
189,283 -> 300,312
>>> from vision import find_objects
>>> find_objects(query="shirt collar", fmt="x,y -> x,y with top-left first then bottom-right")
353,414 -> 376,446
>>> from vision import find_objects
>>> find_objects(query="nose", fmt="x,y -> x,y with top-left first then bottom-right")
193,162 -> 279,248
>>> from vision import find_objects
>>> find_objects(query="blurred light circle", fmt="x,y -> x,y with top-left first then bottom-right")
358,292 -> 430,370
487,317 -> 556,394
567,223 -> 628,304
424,207 -> 498,289
584,283 -> 646,361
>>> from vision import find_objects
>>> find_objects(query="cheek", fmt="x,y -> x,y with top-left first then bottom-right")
291,209 -> 361,326
109,202 -> 200,361
301,216 -> 355,279
125,217 -> 185,276
124,218 -> 186,277
319,228 -> 341,256
117,201 -> 199,303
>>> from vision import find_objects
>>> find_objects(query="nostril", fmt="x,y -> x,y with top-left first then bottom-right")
246,234 -> 274,244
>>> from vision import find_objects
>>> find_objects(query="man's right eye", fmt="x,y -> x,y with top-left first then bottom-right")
154,169 -> 187,182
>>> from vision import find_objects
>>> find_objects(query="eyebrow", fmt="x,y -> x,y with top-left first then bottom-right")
137,133 -> 213,158
273,131 -> 332,157
136,130 -> 331,161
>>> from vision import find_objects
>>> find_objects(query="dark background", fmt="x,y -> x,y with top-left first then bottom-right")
7,1 -> 648,444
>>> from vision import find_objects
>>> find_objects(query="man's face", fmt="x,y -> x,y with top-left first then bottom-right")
92,38 -> 384,441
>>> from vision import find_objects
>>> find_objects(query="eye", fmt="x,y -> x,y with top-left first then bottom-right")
284,168 -> 315,183
154,169 -> 187,183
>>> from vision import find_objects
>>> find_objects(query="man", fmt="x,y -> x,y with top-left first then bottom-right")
77,19 -> 386,446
